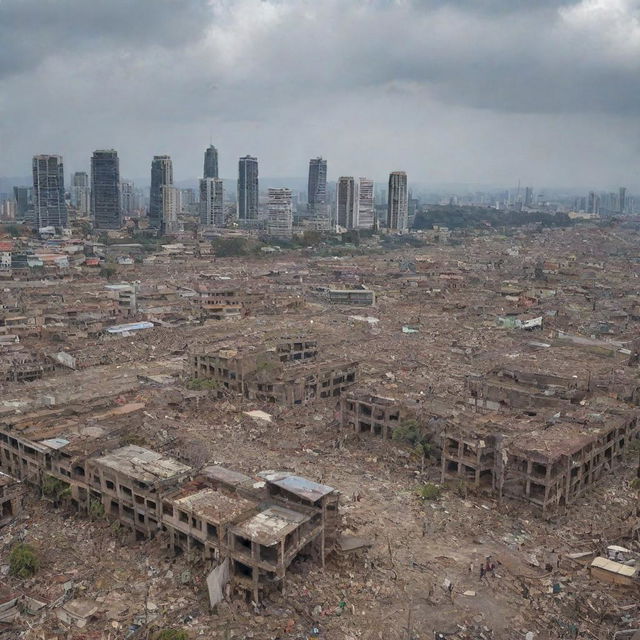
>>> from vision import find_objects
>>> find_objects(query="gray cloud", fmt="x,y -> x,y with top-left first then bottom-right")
1,0 -> 639,188
0,0 -> 211,79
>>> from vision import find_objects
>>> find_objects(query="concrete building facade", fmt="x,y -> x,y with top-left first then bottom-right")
267,188 -> 293,237
149,155 -> 173,230
387,171 -> 408,232
32,155 -> 67,229
91,150 -> 121,230
238,156 -> 258,222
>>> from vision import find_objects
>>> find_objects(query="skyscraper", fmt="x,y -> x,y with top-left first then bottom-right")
357,178 -> 374,230
13,186 -> 33,221
149,155 -> 173,229
161,185 -> 180,233
238,156 -> 259,221
120,180 -> 136,215
619,187 -> 627,214
307,157 -> 329,229
91,150 -> 121,229
267,188 -> 293,237
199,178 -> 224,226
32,155 -> 67,229
204,145 -> 219,179
336,176 -> 357,230
71,172 -> 90,216
387,171 -> 408,232
524,187 -> 533,208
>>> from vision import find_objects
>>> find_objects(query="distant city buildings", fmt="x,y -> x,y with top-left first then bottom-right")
32,154 -> 67,229
199,178 -> 224,226
91,149 -> 121,229
267,188 -> 293,237
307,157 -> 329,230
357,178 -> 375,230
149,155 -> 173,230
13,186 -> 33,221
161,185 -> 180,233
619,187 -> 626,215
238,156 -> 259,222
120,180 -> 138,215
524,186 -> 534,208
336,177 -> 357,230
204,145 -> 219,179
387,171 -> 408,232
71,172 -> 90,217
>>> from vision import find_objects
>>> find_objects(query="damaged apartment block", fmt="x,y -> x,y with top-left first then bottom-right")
339,388 -> 451,441
0,405 -> 342,604
0,471 -> 23,527
441,404 -> 638,512
466,362 -> 640,415
189,337 -> 357,405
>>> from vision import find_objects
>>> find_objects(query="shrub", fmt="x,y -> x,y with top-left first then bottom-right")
88,499 -> 105,520
155,631 -> 189,640
185,378 -> 220,391
416,483 -> 442,501
9,543 -> 39,578
42,475 -> 71,501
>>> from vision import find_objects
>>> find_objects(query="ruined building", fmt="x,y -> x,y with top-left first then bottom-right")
189,338 -> 357,405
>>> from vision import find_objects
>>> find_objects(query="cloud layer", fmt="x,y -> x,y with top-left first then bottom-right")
1,0 -> 639,189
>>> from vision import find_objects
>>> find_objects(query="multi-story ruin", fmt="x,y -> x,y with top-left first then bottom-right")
189,338 -> 357,405
441,404 -> 638,512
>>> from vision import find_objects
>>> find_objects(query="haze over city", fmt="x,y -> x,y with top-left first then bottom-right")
2,0 -> 640,189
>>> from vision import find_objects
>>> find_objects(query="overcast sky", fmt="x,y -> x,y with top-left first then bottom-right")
1,0 -> 639,189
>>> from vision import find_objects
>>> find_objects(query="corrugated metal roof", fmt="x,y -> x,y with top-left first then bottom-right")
258,471 -> 335,502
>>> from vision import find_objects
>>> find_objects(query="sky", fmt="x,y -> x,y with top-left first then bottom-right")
1,0 -> 640,190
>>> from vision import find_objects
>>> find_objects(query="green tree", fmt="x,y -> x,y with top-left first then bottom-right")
392,420 -> 432,473
9,544 -> 39,578
211,236 -> 250,257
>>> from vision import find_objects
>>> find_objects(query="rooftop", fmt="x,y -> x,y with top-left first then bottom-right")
93,445 -> 191,485
170,484 -> 256,524
232,505 -> 309,546
259,471 -> 336,502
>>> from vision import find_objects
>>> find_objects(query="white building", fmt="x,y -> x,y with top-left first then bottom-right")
161,185 -> 180,233
267,188 -> 293,237
199,178 -> 224,226
357,178 -> 374,230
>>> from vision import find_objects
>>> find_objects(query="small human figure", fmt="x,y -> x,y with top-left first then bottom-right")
448,582 -> 454,599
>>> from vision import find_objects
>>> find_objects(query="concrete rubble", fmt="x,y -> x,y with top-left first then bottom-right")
2,224 -> 640,638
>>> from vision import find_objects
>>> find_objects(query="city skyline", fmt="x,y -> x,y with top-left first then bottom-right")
2,1 -> 640,189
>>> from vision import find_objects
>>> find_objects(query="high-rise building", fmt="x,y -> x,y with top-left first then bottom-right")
524,187 -> 533,208
120,180 -> 137,215
32,154 -> 67,229
161,185 -> 180,233
387,171 -> 408,232
149,155 -> 173,229
238,156 -> 259,221
13,186 -> 33,221
336,177 -> 357,230
619,187 -> 627,214
307,157 -> 329,229
267,188 -> 293,237
71,172 -> 91,217
204,145 -> 219,179
91,150 -> 121,229
199,178 -> 224,226
357,178 -> 374,230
